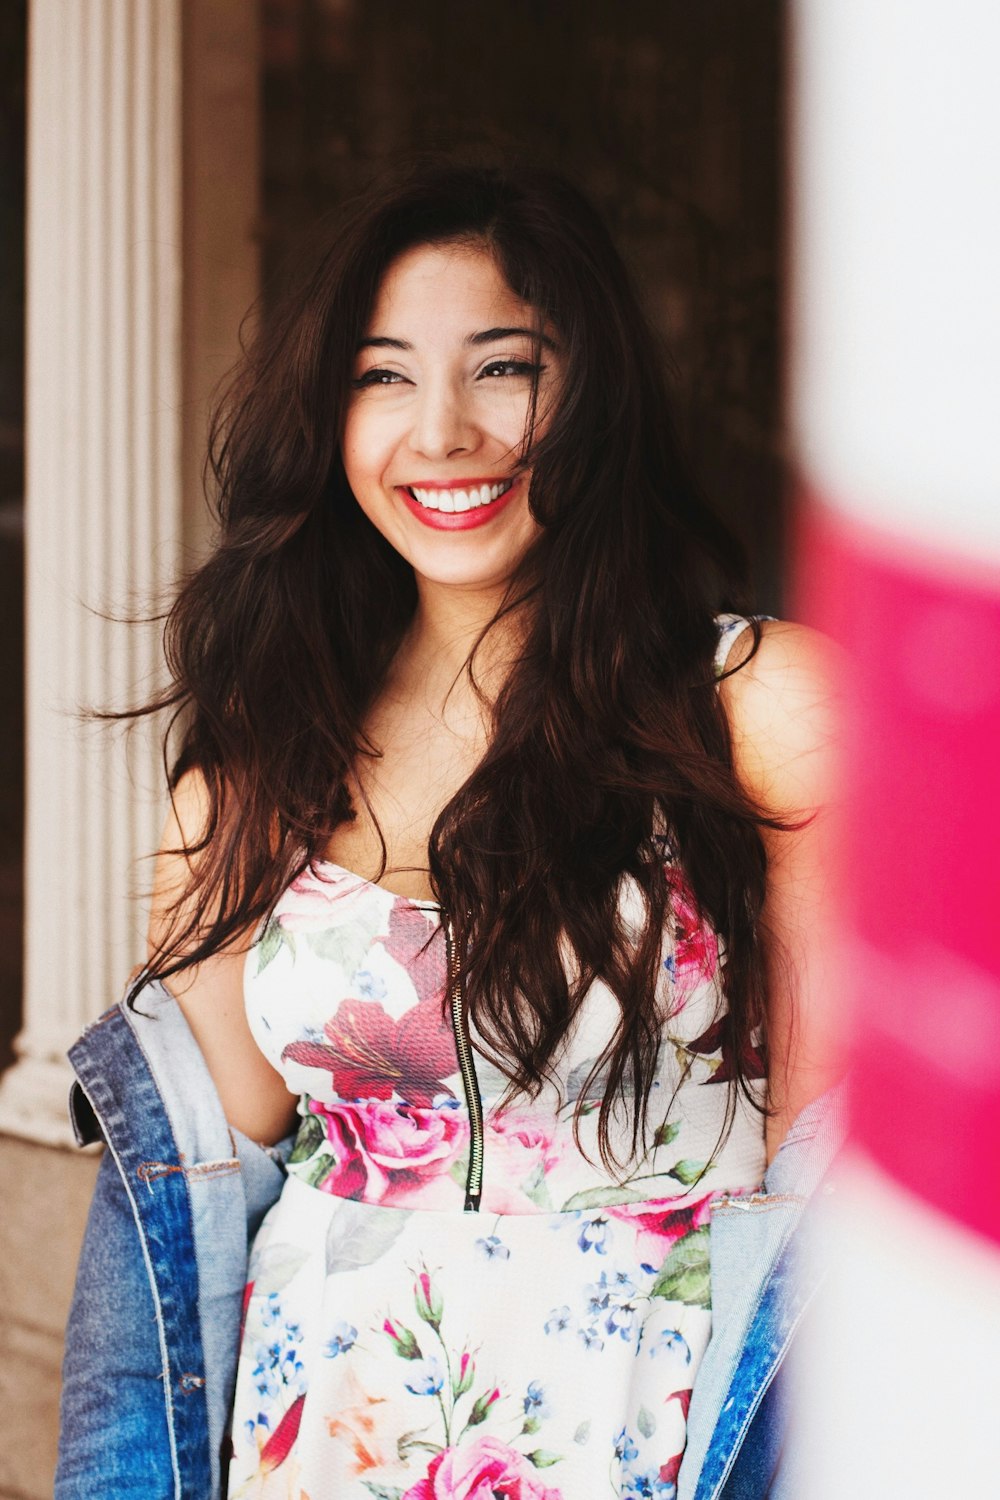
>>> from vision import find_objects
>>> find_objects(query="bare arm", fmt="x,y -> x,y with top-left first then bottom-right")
719,619 -> 846,1161
148,769 -> 299,1145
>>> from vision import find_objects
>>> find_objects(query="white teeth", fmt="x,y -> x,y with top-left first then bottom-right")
407,478 -> 514,511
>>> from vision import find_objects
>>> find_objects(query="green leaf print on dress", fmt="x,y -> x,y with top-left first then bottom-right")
650,1225 -> 711,1309
255,915 -> 293,975
325,1200 -> 412,1275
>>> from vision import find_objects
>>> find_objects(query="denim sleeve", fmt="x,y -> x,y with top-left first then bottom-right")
55,1149 -> 176,1499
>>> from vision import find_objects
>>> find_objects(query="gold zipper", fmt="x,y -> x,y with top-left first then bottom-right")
444,914 -> 483,1212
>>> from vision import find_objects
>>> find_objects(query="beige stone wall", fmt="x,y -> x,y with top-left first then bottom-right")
0,1142 -> 100,1499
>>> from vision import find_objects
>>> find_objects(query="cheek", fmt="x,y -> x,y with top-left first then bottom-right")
339,417 -> 367,491
340,406 -> 394,494
339,429 -> 387,539
485,390 -> 536,450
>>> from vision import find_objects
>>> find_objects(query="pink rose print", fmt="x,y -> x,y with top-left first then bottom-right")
484,1111 -> 562,1211
402,1435 -> 564,1499
283,991 -> 456,1106
276,865 -> 371,931
313,1098 -> 468,1204
609,1191 -> 714,1266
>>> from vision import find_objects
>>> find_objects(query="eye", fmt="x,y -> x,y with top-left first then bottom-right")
351,367 -> 406,388
479,359 -> 544,380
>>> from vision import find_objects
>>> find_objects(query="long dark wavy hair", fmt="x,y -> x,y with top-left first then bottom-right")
139,159 -> 779,1166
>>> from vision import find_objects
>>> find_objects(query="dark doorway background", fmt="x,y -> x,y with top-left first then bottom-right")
259,0 -> 788,605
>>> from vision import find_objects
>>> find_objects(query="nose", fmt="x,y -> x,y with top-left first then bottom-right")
408,374 -> 480,461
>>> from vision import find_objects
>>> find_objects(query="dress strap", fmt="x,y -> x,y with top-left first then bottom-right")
712,613 -> 776,680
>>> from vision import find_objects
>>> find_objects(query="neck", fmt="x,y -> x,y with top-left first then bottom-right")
395,577 -> 530,706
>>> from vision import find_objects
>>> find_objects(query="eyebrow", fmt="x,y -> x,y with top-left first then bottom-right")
467,326 -> 558,351
356,326 -> 557,353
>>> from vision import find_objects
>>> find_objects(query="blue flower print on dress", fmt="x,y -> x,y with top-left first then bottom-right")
523,1380 -> 550,1420
322,1321 -> 358,1358
241,1291 -> 313,1458
584,1280 -> 610,1318
650,1327 -> 692,1363
353,968 -> 387,1002
476,1233 -> 511,1261
615,1427 -> 639,1464
544,1305 -> 574,1336
261,1291 -> 283,1326
616,1415 -> 685,1500
605,1301 -> 639,1341
252,1351 -> 280,1402
405,1355 -> 445,1396
622,1470 -> 677,1499
578,1214 -> 610,1253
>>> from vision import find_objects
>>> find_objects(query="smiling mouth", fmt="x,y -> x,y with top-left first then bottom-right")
404,479 -> 515,513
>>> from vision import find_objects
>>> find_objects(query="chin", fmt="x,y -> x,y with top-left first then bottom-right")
413,559 -> 524,593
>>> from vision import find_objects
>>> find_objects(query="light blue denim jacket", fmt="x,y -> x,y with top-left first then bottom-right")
55,978 -> 845,1500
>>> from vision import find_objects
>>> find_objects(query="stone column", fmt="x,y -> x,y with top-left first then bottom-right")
0,0 -> 185,1144
0,0 -> 260,1146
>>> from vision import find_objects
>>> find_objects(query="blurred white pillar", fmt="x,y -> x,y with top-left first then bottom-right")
0,0 -> 259,1145
790,1 -> 1000,1494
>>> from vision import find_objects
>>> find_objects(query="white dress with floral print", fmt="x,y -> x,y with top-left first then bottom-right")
229,617 -> 767,1500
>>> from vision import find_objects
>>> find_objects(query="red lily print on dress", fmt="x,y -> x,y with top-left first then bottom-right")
282,991 -> 456,1105
282,905 -> 454,1104
683,1015 -> 766,1085
381,900 -> 448,1007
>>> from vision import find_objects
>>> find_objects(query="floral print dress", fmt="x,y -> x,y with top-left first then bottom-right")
230,617 -> 768,1500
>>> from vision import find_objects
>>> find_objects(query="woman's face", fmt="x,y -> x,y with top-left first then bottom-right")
341,242 -> 562,597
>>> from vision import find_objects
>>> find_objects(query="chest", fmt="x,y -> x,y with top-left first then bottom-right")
324,686 -> 488,900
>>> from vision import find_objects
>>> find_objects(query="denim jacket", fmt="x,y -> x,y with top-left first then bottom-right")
55,979 -> 845,1500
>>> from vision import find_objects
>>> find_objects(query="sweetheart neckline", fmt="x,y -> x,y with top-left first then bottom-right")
309,856 -> 442,912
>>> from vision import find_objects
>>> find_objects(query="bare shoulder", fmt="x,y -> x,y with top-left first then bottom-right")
720,621 -> 846,1154
149,774 -> 208,924
148,765 -> 215,957
147,766 -> 298,1144
718,619 -> 843,818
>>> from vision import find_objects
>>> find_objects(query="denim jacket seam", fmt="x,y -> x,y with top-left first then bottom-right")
121,992 -> 243,1174
711,1192 -> 807,1212
773,1123 -> 819,1151
70,1068 -> 184,1500
79,1005 -> 118,1037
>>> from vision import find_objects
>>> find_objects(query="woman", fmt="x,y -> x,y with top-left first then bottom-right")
59,162 -> 838,1499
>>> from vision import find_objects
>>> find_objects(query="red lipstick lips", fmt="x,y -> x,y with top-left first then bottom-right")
398,476 -> 521,532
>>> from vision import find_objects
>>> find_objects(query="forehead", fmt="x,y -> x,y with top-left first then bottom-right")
364,242 -> 537,338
